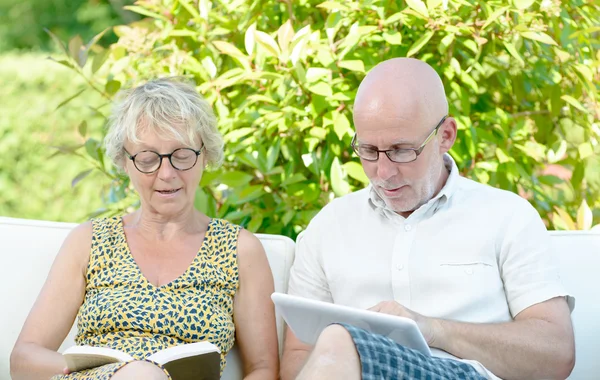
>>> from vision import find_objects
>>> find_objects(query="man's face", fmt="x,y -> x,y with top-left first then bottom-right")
354,117 -> 444,215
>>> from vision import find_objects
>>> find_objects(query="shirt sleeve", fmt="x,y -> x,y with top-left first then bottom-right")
499,197 -> 575,317
287,215 -> 333,303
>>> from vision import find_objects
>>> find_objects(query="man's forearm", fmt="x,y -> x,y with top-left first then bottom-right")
431,318 -> 574,380
281,349 -> 311,380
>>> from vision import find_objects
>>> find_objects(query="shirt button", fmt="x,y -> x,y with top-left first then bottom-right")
404,224 -> 412,231
465,268 -> 474,275
396,264 -> 404,270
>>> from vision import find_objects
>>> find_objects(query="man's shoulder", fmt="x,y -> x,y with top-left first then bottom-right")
453,175 -> 533,210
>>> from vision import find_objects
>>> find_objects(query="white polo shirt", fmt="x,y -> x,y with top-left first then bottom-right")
288,154 -> 574,379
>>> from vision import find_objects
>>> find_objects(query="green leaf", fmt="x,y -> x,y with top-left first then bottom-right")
503,41 -> 525,66
85,139 -> 101,161
330,157 -> 350,196
306,67 -> 330,83
105,80 -> 121,96
277,20 -> 295,58
405,0 -> 429,18
482,6 -> 508,29
213,41 -> 246,58
538,175 -> 563,186
247,213 -> 264,232
199,0 -> 210,20
463,39 -> 478,55
219,171 -> 254,187
123,5 -> 170,22
512,0 -> 535,10
407,30 -> 434,57
71,169 -> 93,188
201,56 -> 217,78
317,1 -> 351,11
495,148 -> 513,163
384,12 -> 405,25
194,189 -> 217,217
213,41 -> 250,70
383,30 -> 402,45
55,88 -> 86,111
307,82 -> 333,97
333,112 -> 352,139
168,29 -> 198,37
78,121 -> 87,137
343,161 -> 369,184
578,142 -> 593,159
282,173 -> 307,186
521,32 -> 557,46
577,199 -> 593,230
282,210 -> 295,226
245,22 -> 256,55
235,185 -> 265,204
254,30 -> 281,58
47,57 -> 74,70
44,28 -> 69,56
92,48 -> 110,74
266,140 -> 281,171
178,0 -> 201,19
68,35 -> 84,67
338,60 -> 365,72
438,33 -> 455,54
561,95 -> 587,113
427,0 -> 443,9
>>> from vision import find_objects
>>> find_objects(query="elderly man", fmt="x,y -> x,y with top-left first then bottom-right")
281,58 -> 575,380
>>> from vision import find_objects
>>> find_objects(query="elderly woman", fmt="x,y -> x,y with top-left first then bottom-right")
10,78 -> 279,380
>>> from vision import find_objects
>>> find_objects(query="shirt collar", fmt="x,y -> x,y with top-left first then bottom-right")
368,153 -> 459,219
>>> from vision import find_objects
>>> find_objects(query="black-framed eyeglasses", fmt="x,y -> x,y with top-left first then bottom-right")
351,115 -> 448,163
124,146 -> 205,174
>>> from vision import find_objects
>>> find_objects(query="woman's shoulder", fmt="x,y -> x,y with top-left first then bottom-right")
210,217 -> 241,231
57,221 -> 94,268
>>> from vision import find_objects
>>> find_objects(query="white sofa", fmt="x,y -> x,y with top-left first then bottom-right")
1,217 -> 599,379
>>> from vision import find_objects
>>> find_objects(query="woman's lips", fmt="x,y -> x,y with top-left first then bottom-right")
155,188 -> 182,198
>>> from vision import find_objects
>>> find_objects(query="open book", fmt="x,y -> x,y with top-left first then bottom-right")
272,292 -> 431,356
63,342 -> 220,380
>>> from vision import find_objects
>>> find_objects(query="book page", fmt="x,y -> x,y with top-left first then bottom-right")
63,345 -> 134,372
148,342 -> 220,365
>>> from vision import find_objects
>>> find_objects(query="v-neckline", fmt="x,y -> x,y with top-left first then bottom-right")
117,217 -> 214,289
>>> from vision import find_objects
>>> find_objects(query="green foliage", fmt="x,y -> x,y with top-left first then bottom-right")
0,53 -> 112,221
52,0 -> 599,237
0,0 -> 136,51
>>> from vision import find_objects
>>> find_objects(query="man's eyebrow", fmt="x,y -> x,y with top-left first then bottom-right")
357,139 -> 415,148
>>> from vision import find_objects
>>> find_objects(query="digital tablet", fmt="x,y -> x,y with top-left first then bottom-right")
272,292 -> 431,356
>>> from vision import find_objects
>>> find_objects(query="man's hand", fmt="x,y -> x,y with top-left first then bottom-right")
368,301 -> 440,346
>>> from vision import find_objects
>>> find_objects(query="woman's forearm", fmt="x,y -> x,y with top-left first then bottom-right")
10,342 -> 66,380
244,367 -> 279,380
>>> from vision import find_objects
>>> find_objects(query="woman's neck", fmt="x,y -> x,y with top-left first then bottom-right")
127,208 -> 209,241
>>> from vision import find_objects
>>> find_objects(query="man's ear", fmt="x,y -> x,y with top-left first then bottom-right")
439,117 -> 458,154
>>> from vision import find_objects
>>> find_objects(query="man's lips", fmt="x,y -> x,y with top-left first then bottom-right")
379,185 -> 406,196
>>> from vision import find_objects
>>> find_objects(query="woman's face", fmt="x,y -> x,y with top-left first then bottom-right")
123,127 -> 205,218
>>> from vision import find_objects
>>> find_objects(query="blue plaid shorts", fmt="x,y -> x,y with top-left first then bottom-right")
338,323 -> 488,380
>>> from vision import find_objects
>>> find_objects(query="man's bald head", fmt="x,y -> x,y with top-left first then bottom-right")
353,58 -> 448,132
351,58 -> 456,217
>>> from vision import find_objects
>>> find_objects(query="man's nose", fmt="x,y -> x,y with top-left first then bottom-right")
376,153 -> 398,181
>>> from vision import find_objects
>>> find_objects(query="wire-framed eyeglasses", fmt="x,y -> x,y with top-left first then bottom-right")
351,116 -> 447,163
